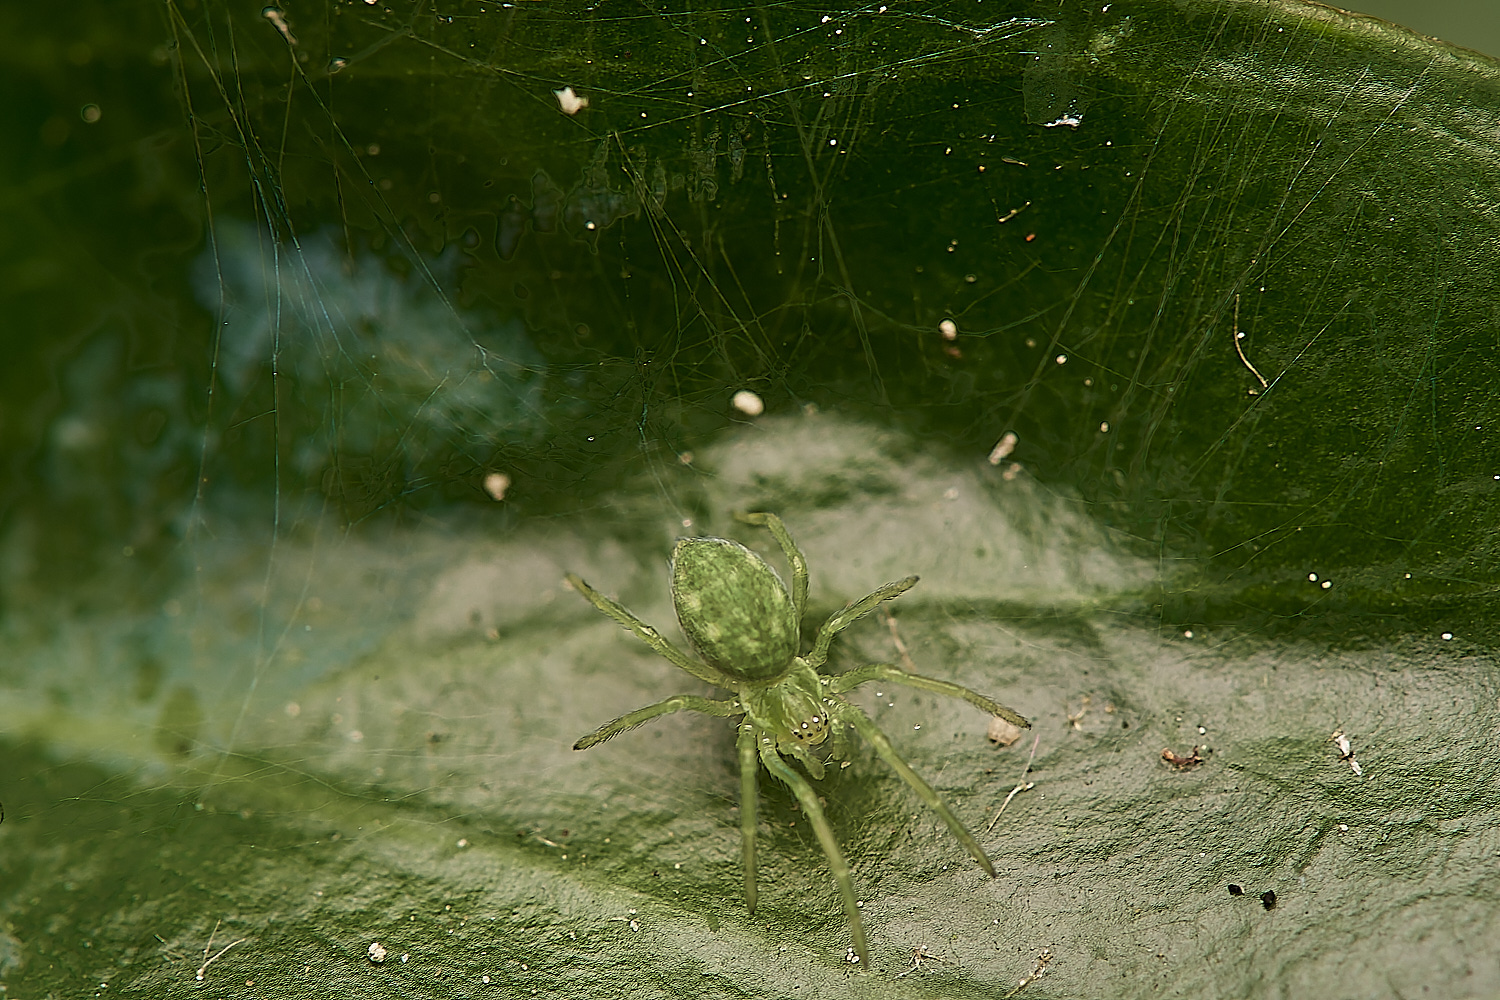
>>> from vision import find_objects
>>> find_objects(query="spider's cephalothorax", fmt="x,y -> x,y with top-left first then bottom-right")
566,513 -> 1030,968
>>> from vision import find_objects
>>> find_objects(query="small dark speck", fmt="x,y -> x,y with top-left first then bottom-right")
1261,890 -> 1277,910
1227,884 -> 1243,896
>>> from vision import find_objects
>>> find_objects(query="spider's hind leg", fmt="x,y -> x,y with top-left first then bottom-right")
736,511 -> 809,622
804,578 -> 919,669
565,573 -> 735,688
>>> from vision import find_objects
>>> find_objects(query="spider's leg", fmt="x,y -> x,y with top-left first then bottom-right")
834,700 -> 998,877
757,739 -> 870,968
736,511 -> 808,623
574,695 -> 741,750
804,577 -> 919,669
566,573 -> 737,688
737,722 -> 760,915
831,663 -> 1030,729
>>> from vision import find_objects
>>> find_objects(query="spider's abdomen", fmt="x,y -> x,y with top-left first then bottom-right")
671,536 -> 798,681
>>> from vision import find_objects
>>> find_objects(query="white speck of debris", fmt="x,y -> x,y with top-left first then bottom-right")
484,472 -> 511,501
1330,729 -> 1363,776
1099,421 -> 1110,433
1043,113 -> 1083,128
401,954 -> 410,963
939,318 -> 958,340
483,975 -> 491,984
1442,632 -> 1454,640
368,942 -> 388,964
1321,580 -> 1332,589
943,487 -> 959,501
1055,354 -> 1067,364
457,838 -> 469,848
846,946 -> 861,964
731,389 -> 765,416
553,87 -> 588,114
263,6 -> 297,45
1184,629 -> 1194,639
1197,726 -> 1207,735
629,920 -> 640,932
347,729 -> 364,743
988,431 -> 1018,464
1308,573 -> 1318,581
987,716 -> 1024,746
1338,823 -> 1349,832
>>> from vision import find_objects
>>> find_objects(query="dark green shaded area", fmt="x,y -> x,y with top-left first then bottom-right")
3,0 -> 1498,617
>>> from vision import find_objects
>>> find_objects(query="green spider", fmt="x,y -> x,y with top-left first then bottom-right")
565,512 -> 1030,967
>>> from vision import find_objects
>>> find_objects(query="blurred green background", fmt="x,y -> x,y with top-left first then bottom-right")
1348,0 -> 1500,58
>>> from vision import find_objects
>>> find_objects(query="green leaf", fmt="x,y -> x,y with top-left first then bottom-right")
2,1 -> 1498,997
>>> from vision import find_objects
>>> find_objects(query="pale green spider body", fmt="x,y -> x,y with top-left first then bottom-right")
566,513 -> 1029,967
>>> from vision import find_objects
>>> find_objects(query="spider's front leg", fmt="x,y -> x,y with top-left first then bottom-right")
573,694 -> 742,750
754,732 -> 871,968
832,698 -> 997,876
736,722 -> 760,915
832,662 -> 1029,729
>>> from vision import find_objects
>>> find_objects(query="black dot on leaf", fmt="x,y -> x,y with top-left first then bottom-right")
1227,884 -> 1243,896
1261,890 -> 1277,910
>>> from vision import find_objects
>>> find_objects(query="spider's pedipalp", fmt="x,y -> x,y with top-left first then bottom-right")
778,734 -> 827,779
